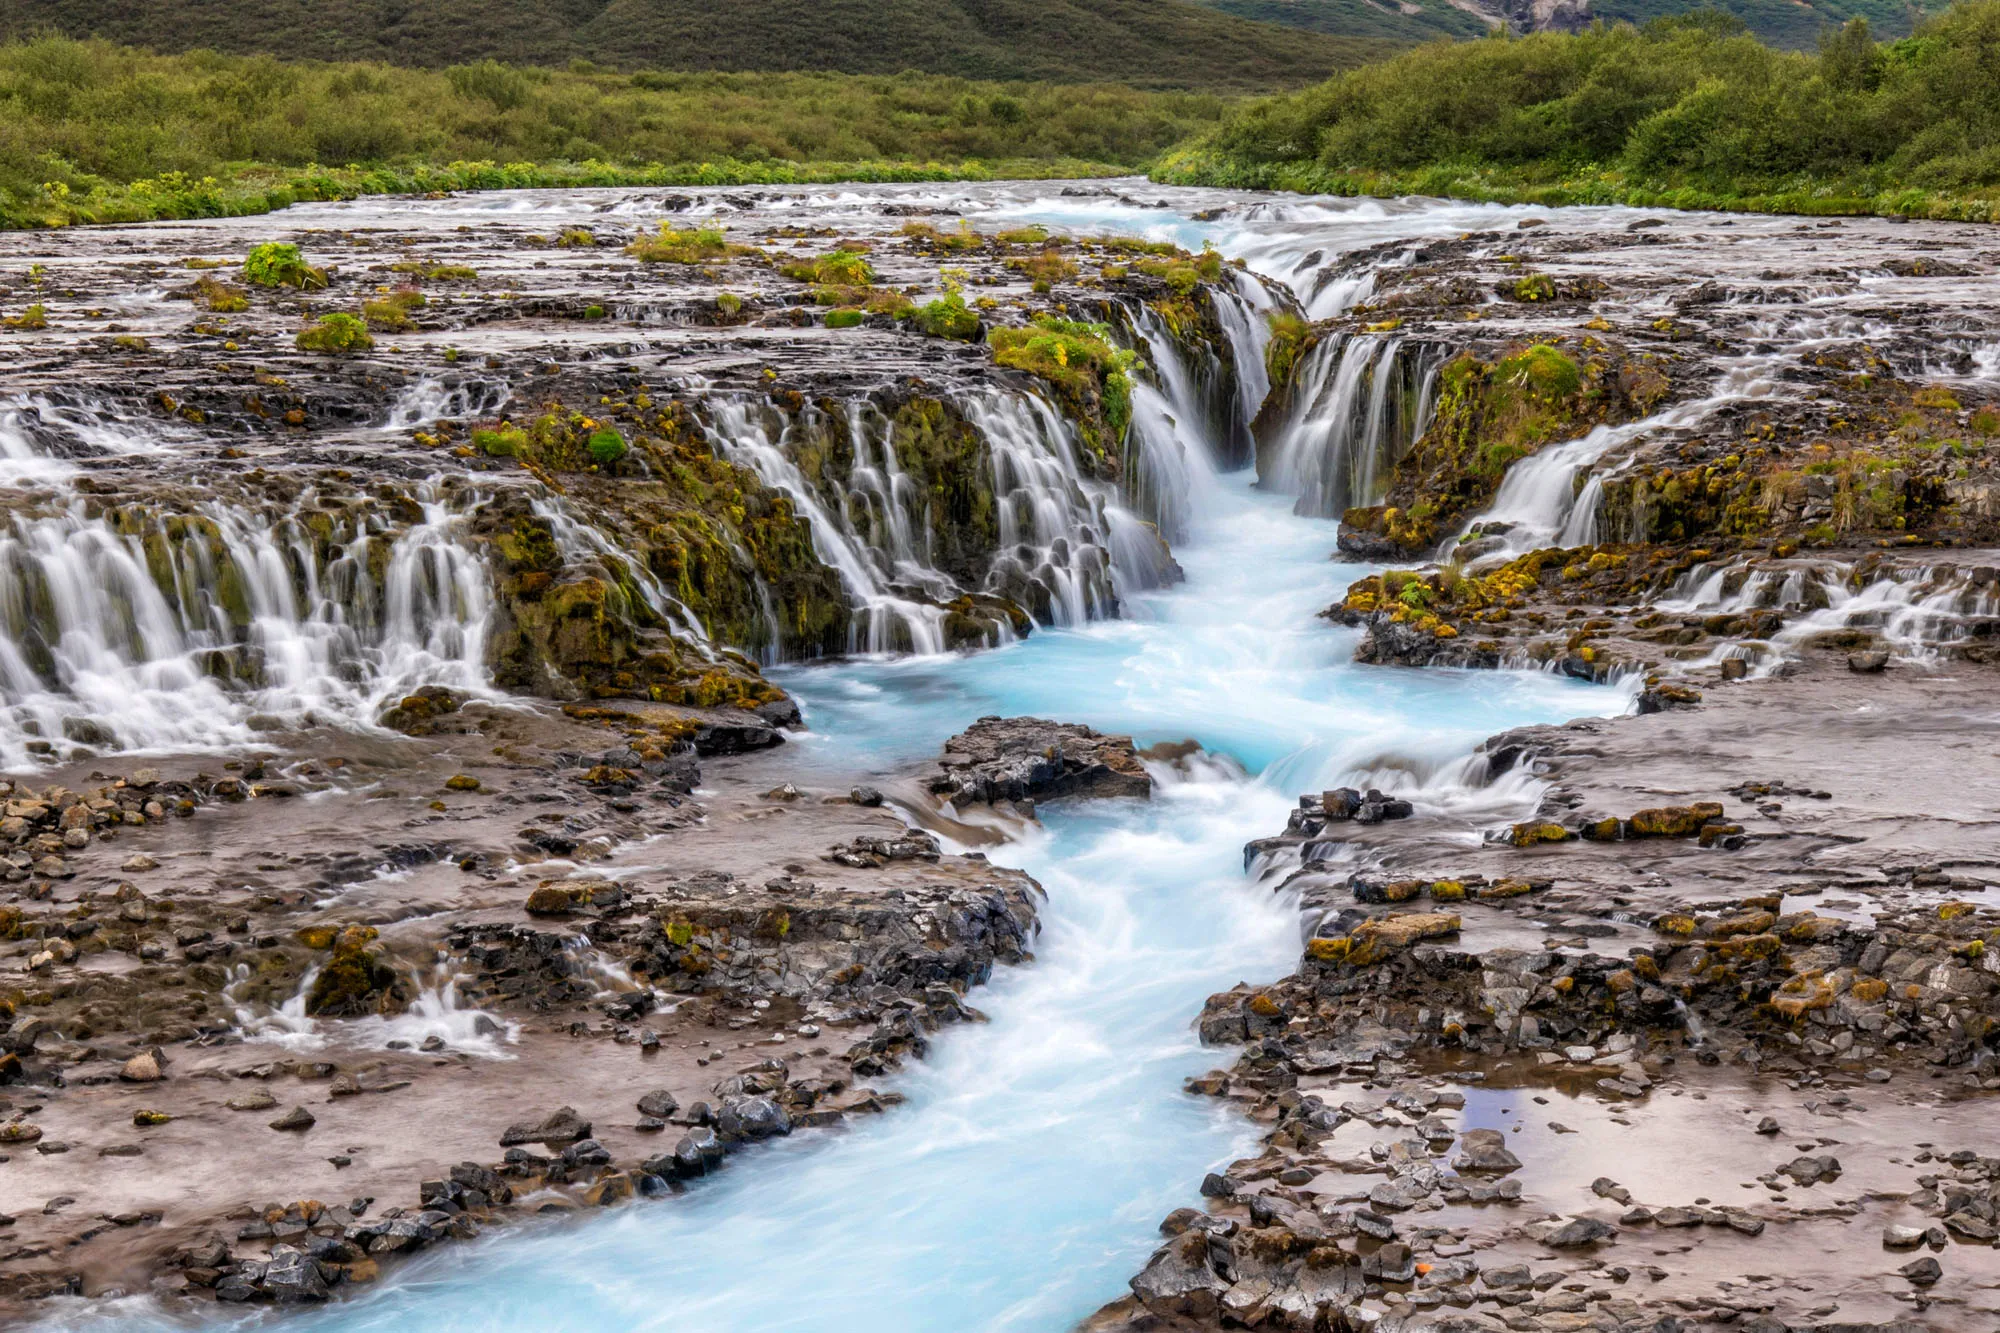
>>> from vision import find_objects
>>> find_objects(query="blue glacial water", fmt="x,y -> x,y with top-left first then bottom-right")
160,471 -> 1618,1333
45,183 -> 1626,1333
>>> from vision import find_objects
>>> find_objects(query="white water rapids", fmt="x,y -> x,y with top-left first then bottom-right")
26,180 -> 1994,1331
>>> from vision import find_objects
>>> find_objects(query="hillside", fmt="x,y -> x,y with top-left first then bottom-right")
1192,0 -> 1952,47
1155,3 -> 2000,221
0,0 -> 1401,91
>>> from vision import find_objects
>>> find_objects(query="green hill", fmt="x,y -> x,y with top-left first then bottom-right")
1586,0 -> 1949,47
1197,0 -> 1491,43
0,0 -> 1402,91
1192,0 -> 1954,48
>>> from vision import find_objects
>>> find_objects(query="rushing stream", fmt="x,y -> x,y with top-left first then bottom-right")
24,178 -> 1997,1330
88,453 -> 1610,1333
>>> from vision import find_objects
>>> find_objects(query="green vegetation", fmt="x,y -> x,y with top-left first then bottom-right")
474,425 -> 527,456
1,302 -> 47,329
1587,0 -> 1953,49
243,242 -> 326,289
1265,311 -> 1311,387
295,312 -> 373,353
0,36 -> 1245,230
0,0 -> 1396,91
990,316 -> 1141,458
1196,0 -> 1490,43
625,224 -> 736,264
361,289 -> 425,330
1157,4 -> 2000,221
912,292 -> 982,341
586,427 -> 627,464
1197,0 -> 1953,49
192,275 -> 249,312
781,249 -> 875,285
824,309 -> 866,328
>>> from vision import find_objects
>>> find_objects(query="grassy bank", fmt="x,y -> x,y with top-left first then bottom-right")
0,0 -> 1397,91
1152,4 -> 2000,223
0,37 -> 1220,229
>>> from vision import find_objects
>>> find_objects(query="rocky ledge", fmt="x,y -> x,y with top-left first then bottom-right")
929,715 -> 1155,808
0,706 -> 1056,1313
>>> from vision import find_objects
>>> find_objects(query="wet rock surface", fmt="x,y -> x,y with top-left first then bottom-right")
1089,203 -> 2000,1333
930,715 -> 1154,807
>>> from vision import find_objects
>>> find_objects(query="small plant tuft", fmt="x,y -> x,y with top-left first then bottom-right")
244,242 -> 327,289
295,312 -> 373,354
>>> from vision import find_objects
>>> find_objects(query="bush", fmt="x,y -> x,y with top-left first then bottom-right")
989,315 -> 1139,437
1158,7 -> 2000,220
782,249 -> 874,285
474,425 -> 526,456
586,427 -> 627,463
245,242 -> 326,289
825,308 -> 865,328
2,302 -> 47,329
626,224 -> 733,264
295,312 -> 373,353
911,292 -> 980,341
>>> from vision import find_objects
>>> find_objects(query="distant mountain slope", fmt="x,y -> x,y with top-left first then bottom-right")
0,0 -> 1403,89
1195,0 -> 1951,46
1198,0 -> 1492,43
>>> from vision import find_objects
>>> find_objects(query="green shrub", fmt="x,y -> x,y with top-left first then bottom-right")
586,427 -> 627,463
989,315 -> 1139,437
582,304 -> 607,319
825,308 -> 865,328
911,292 -> 980,341
244,242 -> 326,289
626,224 -> 733,263
474,425 -> 526,456
2,302 -> 48,329
1509,273 -> 1556,302
716,292 -> 743,316
557,228 -> 596,247
782,249 -> 874,285
1495,344 -> 1581,400
1265,311 -> 1310,385
295,312 -> 372,353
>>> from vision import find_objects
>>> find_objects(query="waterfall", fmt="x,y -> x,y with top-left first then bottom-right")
693,371 -> 1193,657
1259,335 -> 1436,518
1123,306 -> 1227,543
1451,356 -> 1784,564
385,377 -> 513,429
699,397 -> 956,656
0,484 -> 498,767
1212,271 -> 1278,452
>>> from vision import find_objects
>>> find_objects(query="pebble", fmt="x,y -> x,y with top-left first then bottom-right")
269,1106 -> 316,1132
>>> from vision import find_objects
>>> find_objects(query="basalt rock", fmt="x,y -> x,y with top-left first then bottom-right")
930,716 -> 1152,806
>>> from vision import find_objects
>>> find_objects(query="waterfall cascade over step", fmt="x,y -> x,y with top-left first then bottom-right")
1259,333 -> 1442,518
0,278 -> 1250,763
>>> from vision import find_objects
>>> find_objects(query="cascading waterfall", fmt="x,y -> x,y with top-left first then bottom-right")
0,484 -> 497,766
384,377 -> 513,430
699,397 -> 957,656
694,367 -> 1196,655
1213,270 -> 1276,448
1449,357 -> 1784,564
1122,306 -> 1227,544
529,493 -> 719,650
1260,334 -> 1438,517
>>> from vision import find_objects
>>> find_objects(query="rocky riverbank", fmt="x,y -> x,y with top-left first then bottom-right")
0,705 -> 1065,1310
0,179 -> 1254,1318
1093,203 -> 2000,1333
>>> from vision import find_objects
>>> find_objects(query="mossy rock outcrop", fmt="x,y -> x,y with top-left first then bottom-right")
1336,338 -> 1673,559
